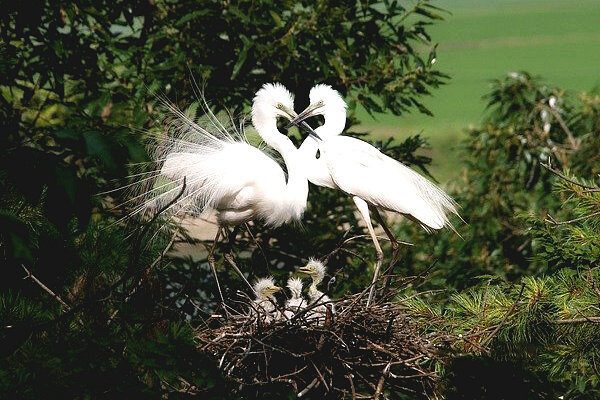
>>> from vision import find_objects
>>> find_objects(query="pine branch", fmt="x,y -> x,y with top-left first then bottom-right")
541,162 -> 600,192
545,210 -> 600,226
554,317 -> 600,324
1,180 -> 188,354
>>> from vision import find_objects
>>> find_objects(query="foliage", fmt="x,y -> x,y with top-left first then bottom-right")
398,82 -> 600,397
398,72 -> 600,289
0,0 -> 446,398
3,0 -> 600,397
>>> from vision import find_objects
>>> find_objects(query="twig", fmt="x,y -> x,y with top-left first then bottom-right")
374,362 -> 391,400
297,378 -> 319,397
346,373 -> 357,400
545,210 -> 600,226
554,316 -> 600,324
208,229 -> 225,305
481,283 -> 525,347
310,360 -> 329,392
541,162 -> 600,192
224,253 -> 254,294
547,107 -> 578,150
131,177 -> 187,270
21,264 -> 71,311
149,228 -> 179,270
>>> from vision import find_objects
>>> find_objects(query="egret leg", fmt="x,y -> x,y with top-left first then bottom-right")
371,207 -> 400,262
223,226 -> 254,293
208,228 -> 225,305
371,207 -> 402,294
353,196 -> 383,307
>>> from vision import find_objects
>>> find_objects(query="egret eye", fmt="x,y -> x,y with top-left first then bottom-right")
318,100 -> 324,106
276,103 -> 284,109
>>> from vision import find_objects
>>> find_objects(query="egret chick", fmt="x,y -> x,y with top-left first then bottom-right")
284,277 -> 306,320
298,259 -> 335,323
251,277 -> 282,324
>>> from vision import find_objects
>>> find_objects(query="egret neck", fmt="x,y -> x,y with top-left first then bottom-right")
255,119 -> 309,218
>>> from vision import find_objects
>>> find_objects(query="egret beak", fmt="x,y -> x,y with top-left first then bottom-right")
290,102 -> 324,126
299,121 -> 322,141
280,106 -> 322,141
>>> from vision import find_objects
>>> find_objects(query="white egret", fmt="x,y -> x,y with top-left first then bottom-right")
155,83 -> 317,227
284,277 -> 306,319
250,277 -> 282,324
291,85 -> 459,305
298,259 -> 334,323
133,83 -> 319,301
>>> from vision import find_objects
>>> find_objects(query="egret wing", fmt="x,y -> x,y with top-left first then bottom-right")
322,136 -> 457,230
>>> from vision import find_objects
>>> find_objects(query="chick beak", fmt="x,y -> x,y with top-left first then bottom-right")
298,265 -> 312,275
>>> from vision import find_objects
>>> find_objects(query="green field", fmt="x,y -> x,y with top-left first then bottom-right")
358,0 -> 600,181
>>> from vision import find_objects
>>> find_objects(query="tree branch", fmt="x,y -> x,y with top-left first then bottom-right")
541,162 -> 600,192
21,264 -> 71,311
554,316 -> 600,324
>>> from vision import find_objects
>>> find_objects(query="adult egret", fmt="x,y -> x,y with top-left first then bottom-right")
134,83 -> 319,300
298,259 -> 334,323
250,277 -> 282,324
284,277 -> 306,320
291,85 -> 459,305
155,83 -> 318,227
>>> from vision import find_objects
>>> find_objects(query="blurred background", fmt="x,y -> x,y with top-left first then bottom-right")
360,0 -> 600,181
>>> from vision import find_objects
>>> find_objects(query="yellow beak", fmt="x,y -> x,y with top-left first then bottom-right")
297,265 -> 312,275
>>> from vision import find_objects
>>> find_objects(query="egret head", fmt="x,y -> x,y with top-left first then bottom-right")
286,277 -> 303,298
253,277 -> 282,299
290,84 -> 347,133
251,83 -> 296,128
297,258 -> 326,284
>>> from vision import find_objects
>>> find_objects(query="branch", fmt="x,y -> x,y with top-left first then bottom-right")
547,106 -> 578,151
21,264 -> 71,311
545,210 -> 600,226
541,162 -> 600,192
131,177 -> 187,270
297,378 -> 319,397
554,316 -> 600,324
481,283 -> 526,347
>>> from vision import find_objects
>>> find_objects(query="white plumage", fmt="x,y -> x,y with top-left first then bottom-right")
133,83 -> 311,228
284,277 -> 306,320
250,277 -> 282,324
298,259 -> 334,324
293,85 -> 459,305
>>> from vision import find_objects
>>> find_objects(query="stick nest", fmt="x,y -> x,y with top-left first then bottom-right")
196,292 -> 451,398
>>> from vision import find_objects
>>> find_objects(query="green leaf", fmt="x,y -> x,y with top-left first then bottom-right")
83,130 -> 116,170
269,11 -> 283,28
231,35 -> 253,80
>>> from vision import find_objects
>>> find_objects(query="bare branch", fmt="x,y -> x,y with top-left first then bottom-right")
21,264 -> 71,311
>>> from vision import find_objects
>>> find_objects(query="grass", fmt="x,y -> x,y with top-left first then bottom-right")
357,0 -> 600,182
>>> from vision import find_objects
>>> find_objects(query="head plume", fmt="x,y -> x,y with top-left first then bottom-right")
308,84 -> 347,112
307,258 -> 326,282
251,83 -> 296,141
287,277 -> 303,297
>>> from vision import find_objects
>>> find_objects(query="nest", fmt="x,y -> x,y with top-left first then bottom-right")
196,292 -> 450,398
